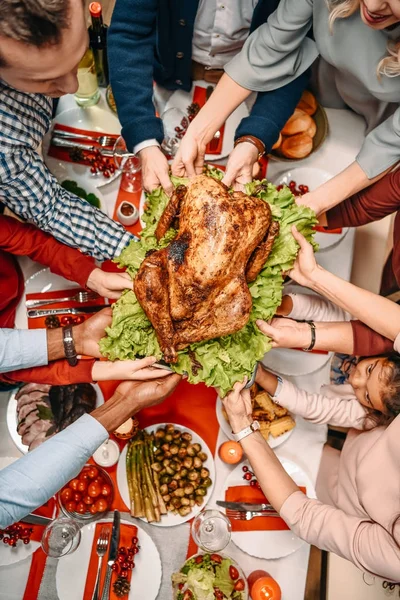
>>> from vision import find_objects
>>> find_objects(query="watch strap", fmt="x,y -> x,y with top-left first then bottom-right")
302,321 -> 316,352
62,325 -> 78,366
234,135 -> 265,160
232,420 -> 260,442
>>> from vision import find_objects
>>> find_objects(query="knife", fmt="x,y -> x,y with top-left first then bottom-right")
27,305 -> 111,318
21,513 -> 53,526
51,137 -> 114,157
217,500 -> 274,511
100,510 -> 120,600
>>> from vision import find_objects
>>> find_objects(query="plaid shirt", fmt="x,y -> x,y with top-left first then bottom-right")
0,80 -> 134,261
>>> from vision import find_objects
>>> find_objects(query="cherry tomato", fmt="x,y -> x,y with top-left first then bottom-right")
178,583 -> 184,591
65,501 -> 77,513
73,315 -> 85,325
60,316 -> 74,326
60,488 -> 73,503
77,481 -> 87,493
88,482 -> 101,498
69,478 -> 80,491
79,471 -> 90,482
76,502 -> 86,514
93,477 -> 104,485
234,579 -> 245,592
100,484 -> 112,497
94,498 -> 108,513
194,555 -> 203,564
89,504 -> 98,515
214,589 -> 224,600
87,467 -> 99,479
183,591 -> 194,600
83,494 -> 94,505
229,566 -> 239,580
210,554 -> 222,564
73,492 -> 82,503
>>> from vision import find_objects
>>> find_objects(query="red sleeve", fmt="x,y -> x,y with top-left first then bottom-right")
326,169 -> 400,229
0,359 -> 95,385
0,215 -> 96,288
351,321 -> 394,356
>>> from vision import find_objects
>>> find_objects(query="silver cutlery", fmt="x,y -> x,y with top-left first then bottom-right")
26,290 -> 100,308
27,305 -> 110,318
21,513 -> 53,526
52,130 -> 118,147
92,527 -> 109,600
51,137 -> 135,160
226,509 -> 280,521
100,510 -> 120,600
217,500 -> 273,511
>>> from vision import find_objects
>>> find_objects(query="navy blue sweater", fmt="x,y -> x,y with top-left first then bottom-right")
108,0 -> 310,152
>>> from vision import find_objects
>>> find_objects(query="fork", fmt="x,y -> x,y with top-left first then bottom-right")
226,509 -> 280,521
26,290 -> 100,308
52,129 -> 118,147
91,527 -> 109,600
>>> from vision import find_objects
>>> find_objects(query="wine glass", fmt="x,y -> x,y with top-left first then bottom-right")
161,108 -> 189,158
113,136 -> 142,193
41,517 -> 81,558
191,509 -> 232,552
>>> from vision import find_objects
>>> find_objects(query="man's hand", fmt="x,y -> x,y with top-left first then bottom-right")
91,357 -> 172,382
114,374 -> 182,412
74,307 -> 113,358
256,317 -> 311,349
86,268 -> 132,299
139,146 -> 174,195
222,142 -> 259,191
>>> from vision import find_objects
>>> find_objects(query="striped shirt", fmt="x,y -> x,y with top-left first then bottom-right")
0,80 -> 133,261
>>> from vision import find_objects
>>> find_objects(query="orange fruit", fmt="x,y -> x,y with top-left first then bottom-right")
218,441 -> 243,464
251,576 -> 281,600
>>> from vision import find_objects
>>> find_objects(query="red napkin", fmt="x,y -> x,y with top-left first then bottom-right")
192,87 -> 225,155
82,522 -> 138,600
225,485 -> 306,532
314,225 -> 343,234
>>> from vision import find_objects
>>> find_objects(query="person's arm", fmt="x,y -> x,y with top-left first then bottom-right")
0,150 -> 133,261
0,375 -> 181,527
278,293 -> 350,322
255,366 -> 367,428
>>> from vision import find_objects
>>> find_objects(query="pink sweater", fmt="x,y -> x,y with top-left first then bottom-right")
276,294 -> 400,581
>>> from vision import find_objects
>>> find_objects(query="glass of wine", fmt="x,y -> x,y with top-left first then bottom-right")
191,509 -> 232,552
41,517 -> 81,558
161,108 -> 189,158
113,136 -> 142,193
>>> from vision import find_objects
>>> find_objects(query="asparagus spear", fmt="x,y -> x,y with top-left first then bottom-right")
126,441 -> 135,516
133,442 -> 145,518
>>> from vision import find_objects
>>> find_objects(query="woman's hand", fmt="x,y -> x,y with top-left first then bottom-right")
86,268 -> 132,299
91,357 -> 172,382
171,127 -> 208,178
256,317 -> 312,349
222,379 -> 253,434
296,191 -> 325,216
288,226 -> 321,287
222,142 -> 259,191
139,146 -> 174,196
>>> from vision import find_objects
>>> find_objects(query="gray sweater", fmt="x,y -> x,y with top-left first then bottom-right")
225,0 -> 400,178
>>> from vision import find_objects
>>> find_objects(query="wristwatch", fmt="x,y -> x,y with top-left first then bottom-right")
232,420 -> 260,443
62,325 -> 78,366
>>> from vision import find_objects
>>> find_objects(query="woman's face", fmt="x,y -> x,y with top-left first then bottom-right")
348,357 -> 387,411
360,0 -> 400,29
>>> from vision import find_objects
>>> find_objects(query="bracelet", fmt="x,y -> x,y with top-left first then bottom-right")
62,325 -> 78,366
302,321 -> 316,352
234,135 -> 266,160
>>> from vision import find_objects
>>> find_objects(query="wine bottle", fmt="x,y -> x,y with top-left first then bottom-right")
74,48 -> 100,107
88,2 -> 109,87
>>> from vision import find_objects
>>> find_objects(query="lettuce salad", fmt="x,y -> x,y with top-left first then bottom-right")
99,169 -> 317,396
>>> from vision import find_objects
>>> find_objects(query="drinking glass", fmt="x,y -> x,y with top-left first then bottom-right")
113,136 -> 142,193
41,517 -> 81,558
161,108 -> 189,158
191,509 -> 232,552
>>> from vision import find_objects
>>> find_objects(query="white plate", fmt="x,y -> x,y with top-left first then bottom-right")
7,383 -> 104,454
223,458 -> 316,559
56,518 -> 162,600
43,105 -> 120,198
216,396 -> 294,449
261,347 -> 332,377
117,423 -> 216,527
164,81 -> 249,161
274,167 -> 349,251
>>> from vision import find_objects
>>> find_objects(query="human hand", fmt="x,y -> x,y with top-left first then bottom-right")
73,307 -> 113,358
86,268 -> 132,299
295,191 -> 324,216
114,373 -> 182,412
139,146 -> 174,196
222,142 -> 259,191
171,127 -> 207,178
91,357 -> 173,382
288,226 -> 321,287
222,379 -> 253,434
256,317 -> 311,349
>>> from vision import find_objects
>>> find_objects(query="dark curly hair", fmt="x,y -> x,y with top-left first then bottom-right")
364,352 -> 400,428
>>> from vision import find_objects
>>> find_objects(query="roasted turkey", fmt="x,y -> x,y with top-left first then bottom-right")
134,175 -> 279,363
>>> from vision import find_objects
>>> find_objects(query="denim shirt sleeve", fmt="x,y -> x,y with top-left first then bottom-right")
0,329 -> 48,373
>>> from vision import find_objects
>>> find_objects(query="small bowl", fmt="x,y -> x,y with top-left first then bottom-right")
92,439 -> 120,467
58,464 -> 114,523
117,201 -> 139,226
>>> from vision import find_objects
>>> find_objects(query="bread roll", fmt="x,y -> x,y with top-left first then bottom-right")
281,133 -> 313,159
298,90 -> 317,115
272,132 -> 282,150
306,119 -> 317,138
281,109 -> 313,136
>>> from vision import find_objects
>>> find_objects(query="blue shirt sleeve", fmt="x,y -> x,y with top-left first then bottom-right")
0,414 -> 108,528
0,329 -> 48,373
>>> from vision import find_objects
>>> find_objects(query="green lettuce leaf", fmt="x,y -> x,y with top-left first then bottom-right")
214,559 -> 235,598
99,173 -> 317,396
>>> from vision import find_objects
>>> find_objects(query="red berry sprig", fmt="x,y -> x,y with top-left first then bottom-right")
242,465 -> 261,489
276,181 -> 309,196
0,524 -> 33,547
111,537 -> 140,578
86,150 -> 116,179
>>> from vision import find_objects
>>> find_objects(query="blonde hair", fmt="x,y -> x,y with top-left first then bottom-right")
327,0 -> 400,77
